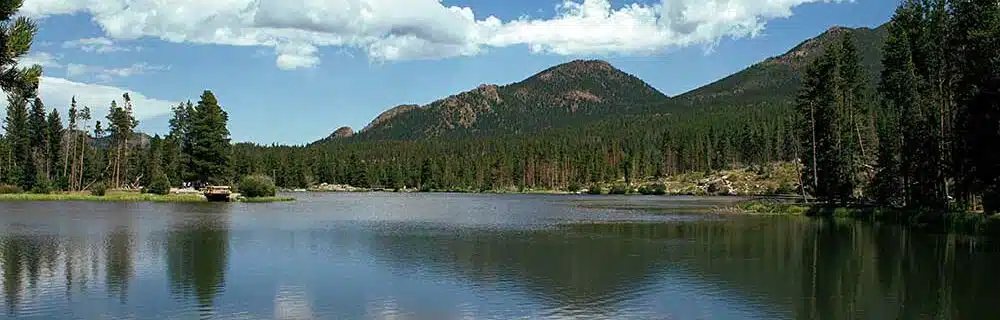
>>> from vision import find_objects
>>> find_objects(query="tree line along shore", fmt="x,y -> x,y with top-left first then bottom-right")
0,0 -> 289,202
0,89 -> 292,203
3,0 -> 1000,238
740,0 -> 1000,235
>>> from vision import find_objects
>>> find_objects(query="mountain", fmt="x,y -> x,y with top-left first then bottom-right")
328,126 -> 355,139
323,24 -> 889,143
362,104 -> 419,132
672,25 -> 888,109
353,59 -> 669,140
84,131 -> 153,149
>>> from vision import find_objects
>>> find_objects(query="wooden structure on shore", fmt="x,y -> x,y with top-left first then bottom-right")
203,186 -> 233,202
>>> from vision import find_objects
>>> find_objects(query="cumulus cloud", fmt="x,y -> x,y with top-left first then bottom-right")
1,52 -> 177,134
20,50 -> 167,81
19,52 -> 63,69
20,0 -> 844,69
0,76 -> 178,133
62,37 -> 140,53
65,62 -> 170,82
275,42 -> 320,70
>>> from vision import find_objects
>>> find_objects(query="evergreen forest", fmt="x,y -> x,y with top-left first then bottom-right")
1,0 -> 999,215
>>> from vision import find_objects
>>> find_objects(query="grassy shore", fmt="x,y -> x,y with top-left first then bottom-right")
0,192 -> 207,202
738,200 -> 1000,235
0,191 -> 295,203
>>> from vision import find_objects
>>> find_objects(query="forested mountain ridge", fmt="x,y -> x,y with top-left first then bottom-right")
671,24 -> 888,108
326,25 -> 888,143
347,59 -> 669,141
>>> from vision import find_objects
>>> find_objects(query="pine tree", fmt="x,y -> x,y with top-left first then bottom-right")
121,93 -> 137,188
420,158 -> 434,190
950,0 -> 1000,213
0,0 -> 41,97
797,46 -> 849,203
76,107 -> 91,190
107,100 -> 121,187
64,97 -> 77,185
797,56 -> 823,195
387,163 -> 403,190
873,106 -> 903,206
144,135 -> 169,194
877,8 -> 938,209
24,97 -> 46,188
836,33 -> 872,197
0,0 -> 40,190
106,97 -> 136,188
165,102 -> 190,187
187,91 -> 231,187
3,94 -> 29,188
46,108 -> 63,186
925,0 -> 954,203
27,97 -> 46,150
179,101 -> 196,184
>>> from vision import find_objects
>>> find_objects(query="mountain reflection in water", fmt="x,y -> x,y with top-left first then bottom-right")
0,193 -> 998,319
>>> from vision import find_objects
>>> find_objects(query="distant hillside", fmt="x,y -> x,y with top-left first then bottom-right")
351,60 -> 669,140
66,130 -> 152,149
327,126 -> 354,139
672,25 -> 888,108
318,24 -> 889,144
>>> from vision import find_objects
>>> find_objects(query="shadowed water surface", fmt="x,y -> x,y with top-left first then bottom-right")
1,193 -> 999,319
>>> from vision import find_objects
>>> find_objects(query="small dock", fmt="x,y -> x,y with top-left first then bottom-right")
203,186 -> 233,202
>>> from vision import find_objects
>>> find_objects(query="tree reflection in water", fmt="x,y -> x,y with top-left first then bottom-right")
166,205 -> 232,315
365,217 -> 1000,319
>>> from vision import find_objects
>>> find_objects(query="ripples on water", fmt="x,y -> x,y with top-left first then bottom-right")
2,193 -> 1000,319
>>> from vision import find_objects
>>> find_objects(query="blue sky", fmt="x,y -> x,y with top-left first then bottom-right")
14,0 -> 896,145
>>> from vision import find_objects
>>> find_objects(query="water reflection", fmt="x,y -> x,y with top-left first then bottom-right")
105,226 -> 133,303
0,196 -> 999,319
1,234 -> 58,315
274,285 -> 314,320
647,217 -> 1000,320
365,218 -> 1000,319
166,205 -> 231,314
366,223 -> 677,318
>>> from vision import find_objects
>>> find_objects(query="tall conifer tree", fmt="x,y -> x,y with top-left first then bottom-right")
188,91 -> 231,187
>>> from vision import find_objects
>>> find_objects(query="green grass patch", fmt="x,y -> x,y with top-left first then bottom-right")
0,191 -> 207,203
0,191 -> 298,203
738,200 -> 1000,236
739,201 -> 810,215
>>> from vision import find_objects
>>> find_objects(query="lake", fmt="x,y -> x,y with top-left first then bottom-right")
1,193 -> 998,319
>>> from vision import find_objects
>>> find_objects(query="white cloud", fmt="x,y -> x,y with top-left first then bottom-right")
65,63 -> 87,77
275,42 -> 320,70
1,76 -> 178,132
65,62 -> 170,82
18,50 -> 166,81
2,53 -> 177,135
19,52 -> 63,69
20,0 -> 844,69
62,37 -> 140,53
39,77 -> 177,120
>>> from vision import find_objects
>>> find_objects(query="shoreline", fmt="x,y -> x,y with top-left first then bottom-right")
0,192 -> 295,203
292,186 -> 787,197
294,189 -> 762,196
736,200 -> 1000,236
295,163 -> 802,196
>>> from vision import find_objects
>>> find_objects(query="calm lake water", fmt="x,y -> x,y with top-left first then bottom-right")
1,193 -> 999,319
